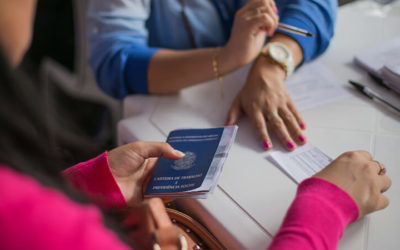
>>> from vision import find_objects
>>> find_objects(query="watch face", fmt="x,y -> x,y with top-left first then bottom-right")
270,45 -> 290,63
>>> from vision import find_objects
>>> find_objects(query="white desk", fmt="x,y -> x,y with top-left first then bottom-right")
118,2 -> 400,249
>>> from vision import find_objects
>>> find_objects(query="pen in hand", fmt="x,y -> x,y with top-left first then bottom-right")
348,80 -> 400,113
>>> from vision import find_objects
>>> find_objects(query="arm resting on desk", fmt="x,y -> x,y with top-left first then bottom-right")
87,0 -> 241,97
268,177 -> 359,250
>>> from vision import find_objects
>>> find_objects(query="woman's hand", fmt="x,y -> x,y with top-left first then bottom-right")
108,142 -> 185,206
222,0 -> 279,66
315,151 -> 391,219
226,55 -> 306,151
121,198 -> 178,249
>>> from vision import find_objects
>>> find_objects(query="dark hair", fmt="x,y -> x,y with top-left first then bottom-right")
0,49 -> 131,246
0,49 -> 66,182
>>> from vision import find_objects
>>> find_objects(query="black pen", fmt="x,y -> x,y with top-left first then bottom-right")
278,23 -> 314,37
348,80 -> 400,113
368,72 -> 391,90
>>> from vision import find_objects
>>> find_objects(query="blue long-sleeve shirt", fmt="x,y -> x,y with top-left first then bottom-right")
87,0 -> 337,99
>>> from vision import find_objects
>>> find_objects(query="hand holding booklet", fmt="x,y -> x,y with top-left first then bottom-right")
144,126 -> 238,199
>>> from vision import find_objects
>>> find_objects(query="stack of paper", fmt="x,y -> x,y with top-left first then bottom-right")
144,126 -> 238,199
381,62 -> 400,93
354,36 -> 400,94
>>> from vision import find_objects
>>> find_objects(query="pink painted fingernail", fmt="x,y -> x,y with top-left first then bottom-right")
225,119 -> 230,126
174,150 -> 185,157
286,141 -> 296,150
274,6 -> 278,14
298,134 -> 306,143
300,123 -> 306,129
263,141 -> 272,150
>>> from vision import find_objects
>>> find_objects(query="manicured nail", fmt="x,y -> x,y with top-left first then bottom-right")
263,141 -> 272,150
174,150 -> 185,157
298,134 -> 306,143
286,141 -> 296,150
300,123 -> 306,129
225,119 -> 231,126
274,6 -> 278,14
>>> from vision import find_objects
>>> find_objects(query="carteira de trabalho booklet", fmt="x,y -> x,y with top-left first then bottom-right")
144,126 -> 238,199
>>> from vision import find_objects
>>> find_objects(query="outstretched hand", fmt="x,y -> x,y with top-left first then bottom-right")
108,142 -> 185,206
226,55 -> 306,151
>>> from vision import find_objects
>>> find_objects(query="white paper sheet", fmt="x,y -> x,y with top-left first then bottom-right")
353,36 -> 400,95
285,62 -> 351,111
268,144 -> 332,183
354,36 -> 400,75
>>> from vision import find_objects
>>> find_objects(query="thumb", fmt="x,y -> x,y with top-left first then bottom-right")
130,141 -> 185,160
226,97 -> 243,125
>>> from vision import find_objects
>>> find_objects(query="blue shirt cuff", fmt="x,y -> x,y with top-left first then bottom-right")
125,47 -> 159,95
277,13 -> 318,66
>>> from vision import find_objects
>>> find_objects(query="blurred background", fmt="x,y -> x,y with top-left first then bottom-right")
21,0 -> 121,164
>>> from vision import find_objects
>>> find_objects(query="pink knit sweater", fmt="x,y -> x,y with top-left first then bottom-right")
0,152 -> 359,249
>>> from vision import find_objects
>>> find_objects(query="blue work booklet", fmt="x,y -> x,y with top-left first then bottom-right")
144,126 -> 238,199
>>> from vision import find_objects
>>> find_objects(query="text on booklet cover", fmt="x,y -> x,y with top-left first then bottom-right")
145,126 -> 237,197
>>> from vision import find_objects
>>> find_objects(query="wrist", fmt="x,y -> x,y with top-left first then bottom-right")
260,42 -> 295,79
268,33 -> 304,65
255,55 -> 286,82
219,45 -> 244,73
108,150 -> 136,204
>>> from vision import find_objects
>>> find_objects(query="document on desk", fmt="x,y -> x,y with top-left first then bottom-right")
286,62 -> 350,111
354,36 -> 400,76
354,36 -> 400,93
268,144 -> 332,183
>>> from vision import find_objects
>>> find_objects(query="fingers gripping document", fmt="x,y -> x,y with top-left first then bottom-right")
268,144 -> 332,183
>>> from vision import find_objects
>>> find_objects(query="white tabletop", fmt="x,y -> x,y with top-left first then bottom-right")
118,2 -> 400,249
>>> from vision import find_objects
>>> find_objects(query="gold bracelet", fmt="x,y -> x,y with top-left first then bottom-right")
212,47 -> 224,98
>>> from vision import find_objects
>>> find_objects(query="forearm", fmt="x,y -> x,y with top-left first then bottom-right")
147,47 -> 241,94
268,177 -> 359,250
